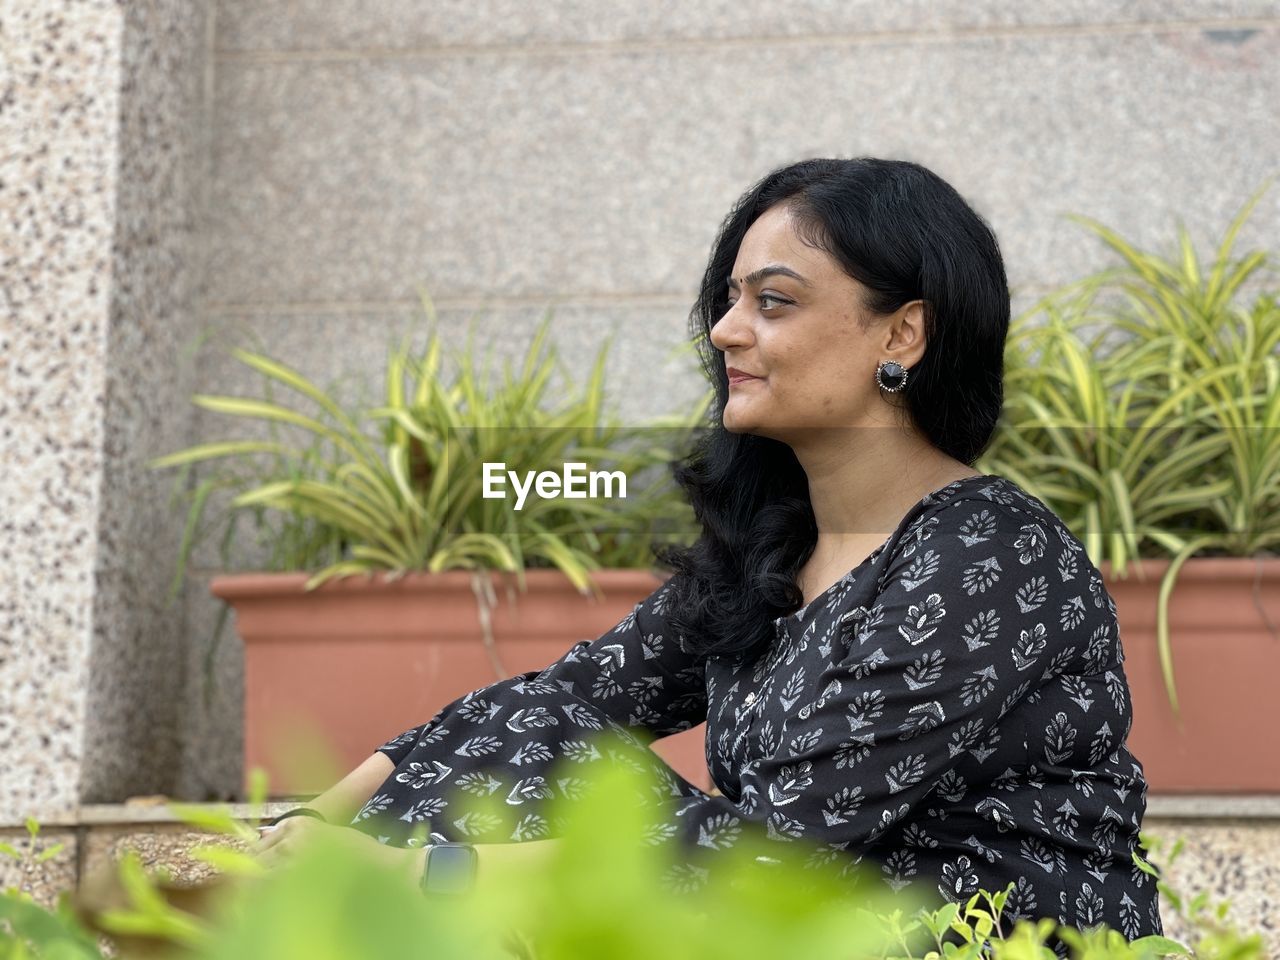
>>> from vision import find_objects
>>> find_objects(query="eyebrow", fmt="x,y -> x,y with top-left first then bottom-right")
726,264 -> 813,289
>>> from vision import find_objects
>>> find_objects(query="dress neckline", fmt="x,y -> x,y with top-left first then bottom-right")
781,473 -> 1007,626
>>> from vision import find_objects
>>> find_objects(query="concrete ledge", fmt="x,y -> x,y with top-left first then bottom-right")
3,800 -> 310,829
1144,794 -> 1280,818
3,793 -> 1273,830
74,801 -> 307,825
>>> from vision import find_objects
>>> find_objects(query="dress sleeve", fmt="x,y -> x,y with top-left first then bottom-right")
371,572 -> 709,768
642,499 -> 1073,892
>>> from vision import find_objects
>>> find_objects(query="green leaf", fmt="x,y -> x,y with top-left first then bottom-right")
35,842 -> 65,863
1130,934 -> 1194,956
146,440 -> 303,470
187,844 -> 269,877
165,802 -> 257,842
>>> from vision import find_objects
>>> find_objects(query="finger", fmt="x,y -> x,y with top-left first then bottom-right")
259,838 -> 290,868
254,822 -> 293,853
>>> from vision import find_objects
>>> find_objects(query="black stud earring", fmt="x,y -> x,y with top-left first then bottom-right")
874,360 -> 908,392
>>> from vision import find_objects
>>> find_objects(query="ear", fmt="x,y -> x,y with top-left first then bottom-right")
881,300 -> 929,368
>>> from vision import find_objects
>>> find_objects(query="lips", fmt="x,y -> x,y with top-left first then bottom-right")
727,367 -> 761,385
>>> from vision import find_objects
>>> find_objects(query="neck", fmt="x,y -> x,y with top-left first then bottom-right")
789,427 -> 966,544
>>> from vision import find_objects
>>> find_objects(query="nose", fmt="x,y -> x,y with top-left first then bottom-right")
709,300 -> 751,353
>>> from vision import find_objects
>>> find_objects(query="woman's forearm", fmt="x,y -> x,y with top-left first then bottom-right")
406,838 -> 563,897
304,751 -> 395,824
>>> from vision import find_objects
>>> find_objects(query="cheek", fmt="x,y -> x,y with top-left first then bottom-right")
759,326 -> 867,408
788,356 -> 870,417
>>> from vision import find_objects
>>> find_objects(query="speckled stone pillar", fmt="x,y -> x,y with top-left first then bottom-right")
0,0 -> 210,822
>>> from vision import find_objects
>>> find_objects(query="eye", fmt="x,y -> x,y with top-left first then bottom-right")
724,293 -> 789,311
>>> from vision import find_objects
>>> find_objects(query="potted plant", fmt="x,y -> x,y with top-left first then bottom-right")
976,183 -> 1280,792
150,298 -> 714,797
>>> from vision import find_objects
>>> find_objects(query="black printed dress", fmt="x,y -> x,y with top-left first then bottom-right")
349,474 -> 1164,941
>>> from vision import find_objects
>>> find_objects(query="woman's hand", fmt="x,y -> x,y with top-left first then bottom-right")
253,818 -> 565,897
252,817 -> 406,873
252,815 -> 324,868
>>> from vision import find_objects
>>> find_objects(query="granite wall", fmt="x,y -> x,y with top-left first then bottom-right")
0,0 -> 209,821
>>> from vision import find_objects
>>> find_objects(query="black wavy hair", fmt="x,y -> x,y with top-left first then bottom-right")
652,157 -> 1010,662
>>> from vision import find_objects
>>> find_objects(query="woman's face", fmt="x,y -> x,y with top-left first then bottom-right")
709,202 -> 926,445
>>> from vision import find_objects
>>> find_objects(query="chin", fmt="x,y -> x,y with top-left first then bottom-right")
721,417 -> 778,443
720,407 -> 757,434
722,393 -> 762,427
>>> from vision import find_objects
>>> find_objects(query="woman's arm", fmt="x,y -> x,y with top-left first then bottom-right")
401,837 -> 563,897
304,751 -> 394,825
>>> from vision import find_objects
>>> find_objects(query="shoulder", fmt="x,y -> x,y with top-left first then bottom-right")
862,477 -> 1114,680
882,477 -> 1095,597
914,477 -> 1079,548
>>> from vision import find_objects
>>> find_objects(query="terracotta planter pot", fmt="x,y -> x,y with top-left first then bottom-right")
1100,555 -> 1280,793
214,555 -> 1277,800
210,569 -> 712,798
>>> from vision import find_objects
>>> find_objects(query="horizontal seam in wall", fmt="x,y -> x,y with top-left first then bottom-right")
200,284 -> 1064,317
211,17 -> 1279,64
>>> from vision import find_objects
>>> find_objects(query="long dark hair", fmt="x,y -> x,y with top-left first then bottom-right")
653,157 -> 1010,662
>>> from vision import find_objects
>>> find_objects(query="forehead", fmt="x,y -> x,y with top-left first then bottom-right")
731,206 -> 830,282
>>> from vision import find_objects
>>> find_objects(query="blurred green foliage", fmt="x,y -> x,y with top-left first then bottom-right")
2,730 -> 1267,959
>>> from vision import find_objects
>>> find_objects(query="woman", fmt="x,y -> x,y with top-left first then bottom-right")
257,158 -> 1164,943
